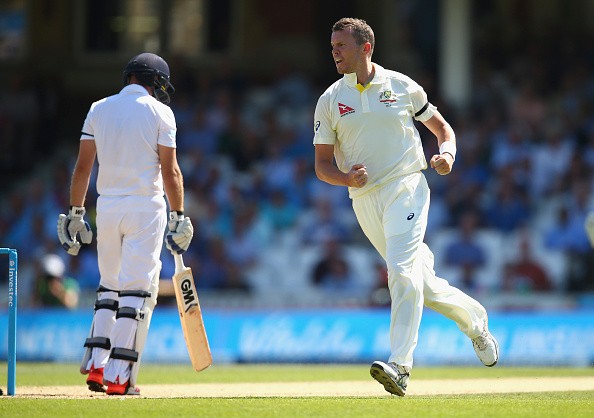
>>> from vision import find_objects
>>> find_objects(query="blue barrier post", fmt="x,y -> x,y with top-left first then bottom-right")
0,248 -> 17,396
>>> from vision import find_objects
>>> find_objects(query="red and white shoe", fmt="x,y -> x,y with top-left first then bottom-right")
106,378 -> 141,396
86,366 -> 105,393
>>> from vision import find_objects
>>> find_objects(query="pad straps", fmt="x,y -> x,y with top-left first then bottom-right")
110,347 -> 139,362
109,289 -> 152,364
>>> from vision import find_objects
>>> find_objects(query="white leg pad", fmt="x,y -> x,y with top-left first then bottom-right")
129,281 -> 158,386
80,289 -> 119,374
105,275 -> 158,386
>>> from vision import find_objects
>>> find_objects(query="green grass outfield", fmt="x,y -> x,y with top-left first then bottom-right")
1,363 -> 593,417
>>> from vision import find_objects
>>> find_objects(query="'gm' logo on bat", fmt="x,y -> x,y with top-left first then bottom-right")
181,278 -> 198,312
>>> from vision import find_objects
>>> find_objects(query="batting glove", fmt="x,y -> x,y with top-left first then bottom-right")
166,211 -> 194,254
57,206 -> 93,256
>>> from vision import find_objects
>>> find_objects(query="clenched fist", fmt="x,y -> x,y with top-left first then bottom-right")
430,153 -> 454,176
349,164 -> 368,188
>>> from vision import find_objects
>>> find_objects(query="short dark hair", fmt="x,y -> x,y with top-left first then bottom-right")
332,18 -> 375,54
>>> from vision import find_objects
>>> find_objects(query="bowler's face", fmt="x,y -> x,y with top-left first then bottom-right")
331,29 -> 364,75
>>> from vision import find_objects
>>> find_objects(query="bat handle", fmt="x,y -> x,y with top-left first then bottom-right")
173,253 -> 186,273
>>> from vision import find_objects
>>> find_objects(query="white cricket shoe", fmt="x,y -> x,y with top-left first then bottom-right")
370,361 -> 410,396
472,322 -> 499,367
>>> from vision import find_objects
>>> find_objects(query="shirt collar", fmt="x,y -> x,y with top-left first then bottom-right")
120,84 -> 150,96
343,63 -> 387,87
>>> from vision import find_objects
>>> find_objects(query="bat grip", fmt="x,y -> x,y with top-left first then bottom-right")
174,253 -> 186,273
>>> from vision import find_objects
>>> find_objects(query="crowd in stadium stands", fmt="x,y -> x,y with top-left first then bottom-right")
1,51 -> 594,310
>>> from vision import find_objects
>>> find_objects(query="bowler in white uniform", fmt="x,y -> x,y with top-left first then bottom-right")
313,18 -> 499,396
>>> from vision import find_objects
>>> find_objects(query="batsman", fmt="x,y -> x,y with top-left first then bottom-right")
57,52 -> 194,395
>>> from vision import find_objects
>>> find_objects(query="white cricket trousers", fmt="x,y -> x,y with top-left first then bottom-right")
90,195 -> 166,383
352,172 -> 487,368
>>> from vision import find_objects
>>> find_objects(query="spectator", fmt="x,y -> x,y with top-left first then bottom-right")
566,180 -> 594,293
196,236 -> 235,290
284,157 -> 316,209
176,106 -> 219,155
227,126 -> 266,172
197,199 -> 233,240
530,120 -> 575,199
544,182 -> 594,292
503,230 -> 552,293
369,260 -> 390,307
33,253 -> 80,309
509,82 -> 547,131
490,121 -> 532,171
225,201 -> 272,270
271,61 -> 313,108
311,237 -> 361,297
168,91 -> 195,131
297,197 -> 352,245
483,176 -> 531,233
67,245 -> 100,291
260,142 -> 296,192
206,88 -> 232,134
221,262 -> 252,293
444,210 -> 487,290
217,108 -> 244,162
260,188 -> 300,232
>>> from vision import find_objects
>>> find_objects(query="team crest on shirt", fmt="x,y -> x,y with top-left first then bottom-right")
338,102 -> 355,117
379,90 -> 398,105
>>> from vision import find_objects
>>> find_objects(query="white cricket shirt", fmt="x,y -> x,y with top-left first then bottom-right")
80,84 -> 177,197
313,63 -> 436,198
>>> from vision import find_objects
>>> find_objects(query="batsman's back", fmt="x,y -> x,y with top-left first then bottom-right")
81,85 -> 177,197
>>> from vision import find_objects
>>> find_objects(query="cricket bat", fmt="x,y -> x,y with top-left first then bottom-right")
172,253 -> 212,371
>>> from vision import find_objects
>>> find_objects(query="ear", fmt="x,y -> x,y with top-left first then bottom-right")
363,42 -> 372,55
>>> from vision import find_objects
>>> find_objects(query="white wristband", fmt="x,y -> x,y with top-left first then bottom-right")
69,206 -> 86,218
439,141 -> 456,161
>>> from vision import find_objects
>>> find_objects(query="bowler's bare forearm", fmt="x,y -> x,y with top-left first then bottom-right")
423,111 -> 456,148
315,158 -> 350,187
315,144 -> 368,188
315,143 -> 350,186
